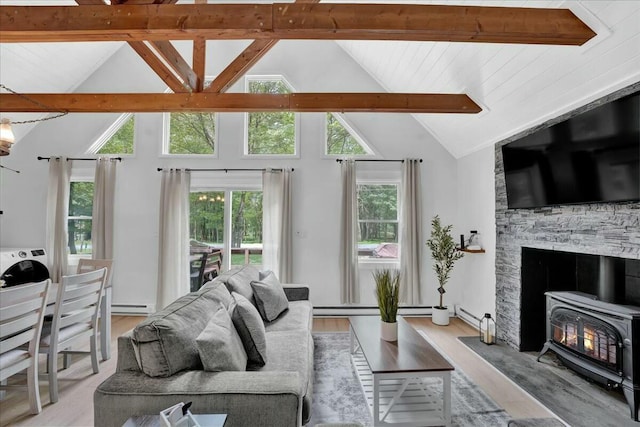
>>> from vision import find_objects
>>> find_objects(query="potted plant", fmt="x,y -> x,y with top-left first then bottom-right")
374,269 -> 401,341
426,215 -> 464,326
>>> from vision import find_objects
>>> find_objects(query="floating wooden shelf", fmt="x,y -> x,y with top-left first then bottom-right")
457,248 -> 486,254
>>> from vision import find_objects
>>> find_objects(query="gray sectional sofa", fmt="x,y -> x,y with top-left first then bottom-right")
94,265 -> 314,427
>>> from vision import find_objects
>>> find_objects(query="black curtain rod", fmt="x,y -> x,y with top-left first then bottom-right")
156,167 -> 294,172
0,164 -> 20,174
335,158 -> 422,163
37,156 -> 122,162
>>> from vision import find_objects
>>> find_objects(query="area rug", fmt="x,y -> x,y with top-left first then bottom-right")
459,336 -> 637,427
309,332 -> 511,426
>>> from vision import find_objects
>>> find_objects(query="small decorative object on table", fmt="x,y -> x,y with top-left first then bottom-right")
427,215 -> 464,326
160,402 -> 198,427
373,269 -> 400,341
479,313 -> 496,345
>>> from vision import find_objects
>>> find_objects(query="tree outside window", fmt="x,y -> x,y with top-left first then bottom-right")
326,113 -> 369,155
189,190 -> 263,268
247,79 -> 296,155
357,184 -> 399,258
168,112 -> 216,155
68,181 -> 94,255
97,115 -> 134,155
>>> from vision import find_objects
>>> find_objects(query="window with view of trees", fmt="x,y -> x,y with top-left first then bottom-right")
68,181 -> 94,256
357,183 -> 399,259
96,115 -> 134,155
246,79 -> 296,155
167,112 -> 216,155
326,113 -> 371,156
189,190 -> 263,269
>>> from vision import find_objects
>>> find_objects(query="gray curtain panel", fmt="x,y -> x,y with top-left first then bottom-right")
157,169 -> 191,310
400,158 -> 423,304
46,156 -> 71,283
339,160 -> 359,304
91,156 -> 117,260
262,168 -> 293,283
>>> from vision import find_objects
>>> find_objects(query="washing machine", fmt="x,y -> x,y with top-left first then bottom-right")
0,248 -> 50,288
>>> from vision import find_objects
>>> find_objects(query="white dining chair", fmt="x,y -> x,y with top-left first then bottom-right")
0,279 -> 51,414
39,268 -> 107,403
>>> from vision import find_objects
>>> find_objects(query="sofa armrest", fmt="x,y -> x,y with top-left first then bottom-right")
283,285 -> 309,301
116,330 -> 142,373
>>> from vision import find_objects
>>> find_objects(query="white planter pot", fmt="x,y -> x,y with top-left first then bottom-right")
432,307 -> 450,326
380,320 -> 398,341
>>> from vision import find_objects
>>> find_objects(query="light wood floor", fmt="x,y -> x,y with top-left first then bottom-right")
1,316 -> 555,426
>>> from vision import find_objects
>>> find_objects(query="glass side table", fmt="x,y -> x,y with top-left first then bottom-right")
123,413 -> 227,427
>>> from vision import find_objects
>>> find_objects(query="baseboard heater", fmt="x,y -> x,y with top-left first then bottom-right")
111,303 -> 155,315
455,305 -> 481,328
314,306 -> 433,317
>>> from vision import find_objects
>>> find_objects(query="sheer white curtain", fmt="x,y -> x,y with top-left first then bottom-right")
157,169 -> 191,309
46,157 -> 71,283
340,160 -> 359,304
91,157 -> 117,260
400,159 -> 423,304
262,168 -> 293,282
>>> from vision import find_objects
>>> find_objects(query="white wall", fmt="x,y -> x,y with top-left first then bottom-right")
455,146 -> 496,322
0,40 -> 460,310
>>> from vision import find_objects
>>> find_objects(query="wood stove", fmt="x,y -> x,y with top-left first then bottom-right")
538,291 -> 640,421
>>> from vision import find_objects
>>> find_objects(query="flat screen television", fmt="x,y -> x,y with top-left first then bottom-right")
502,91 -> 640,209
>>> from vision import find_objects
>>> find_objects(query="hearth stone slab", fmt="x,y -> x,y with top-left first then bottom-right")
508,418 -> 565,427
459,336 -> 637,427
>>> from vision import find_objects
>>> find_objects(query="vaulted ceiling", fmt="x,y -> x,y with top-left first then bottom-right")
1,0 -> 639,158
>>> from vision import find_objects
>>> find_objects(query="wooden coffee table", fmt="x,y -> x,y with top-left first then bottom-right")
349,316 -> 454,426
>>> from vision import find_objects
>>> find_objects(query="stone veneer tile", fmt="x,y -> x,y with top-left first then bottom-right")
494,82 -> 640,350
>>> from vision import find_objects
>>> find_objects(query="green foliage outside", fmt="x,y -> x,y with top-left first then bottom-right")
426,215 -> 464,308
97,115 -> 134,154
374,269 -> 400,323
68,182 -> 94,255
189,191 -> 263,266
248,80 -> 295,155
169,112 -> 216,154
326,113 -> 367,155
358,184 -> 398,244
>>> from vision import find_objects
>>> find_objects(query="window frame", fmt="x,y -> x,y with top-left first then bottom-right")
67,176 -> 95,266
87,113 -> 136,157
243,75 -> 301,159
161,111 -> 220,158
323,112 -> 377,158
190,174 -> 264,271
356,177 -> 401,265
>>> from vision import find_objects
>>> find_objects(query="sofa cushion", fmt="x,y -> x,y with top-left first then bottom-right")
251,270 -> 289,322
264,300 -> 313,333
230,292 -> 267,369
131,282 -> 230,377
262,329 -> 314,422
198,278 -> 234,311
196,306 -> 247,372
220,265 -> 260,304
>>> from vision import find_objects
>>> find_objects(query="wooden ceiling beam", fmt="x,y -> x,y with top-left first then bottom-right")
128,41 -> 188,93
0,93 -> 482,114
192,0 -> 207,92
0,4 -> 596,45
207,0 -> 320,94
207,39 -> 278,93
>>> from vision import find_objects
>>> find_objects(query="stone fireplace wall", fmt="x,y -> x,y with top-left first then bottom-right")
495,82 -> 640,350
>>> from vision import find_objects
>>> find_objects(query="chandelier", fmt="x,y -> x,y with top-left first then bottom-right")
0,84 -> 68,156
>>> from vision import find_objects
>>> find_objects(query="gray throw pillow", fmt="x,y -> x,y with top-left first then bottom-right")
196,306 -> 248,372
230,292 -> 267,369
225,265 -> 260,305
251,270 -> 289,322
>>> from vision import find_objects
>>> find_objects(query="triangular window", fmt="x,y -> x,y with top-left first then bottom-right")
91,114 -> 134,155
326,113 -> 373,156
